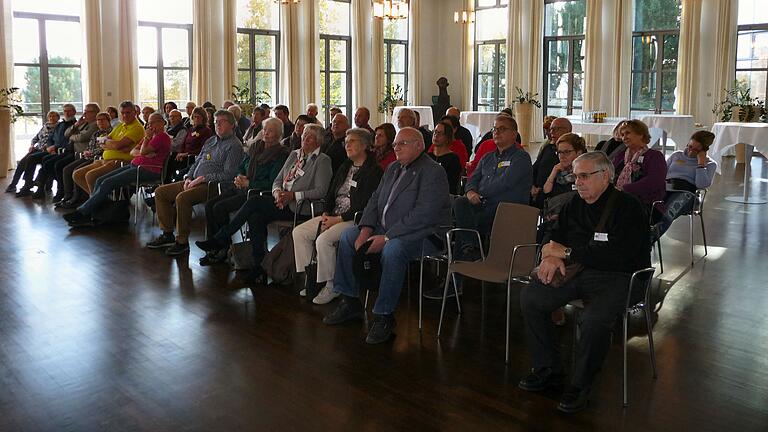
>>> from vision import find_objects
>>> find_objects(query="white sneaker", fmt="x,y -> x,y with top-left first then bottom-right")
299,289 -> 307,297
312,285 -> 340,305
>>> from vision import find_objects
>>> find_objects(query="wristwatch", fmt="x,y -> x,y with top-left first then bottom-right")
564,247 -> 572,261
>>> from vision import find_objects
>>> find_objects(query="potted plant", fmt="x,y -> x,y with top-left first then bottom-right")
231,84 -> 271,118
377,84 -> 406,118
511,87 -> 541,148
713,82 -> 766,123
0,87 -> 24,123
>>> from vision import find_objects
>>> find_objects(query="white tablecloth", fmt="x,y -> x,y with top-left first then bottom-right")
639,114 -> 694,151
392,106 -> 434,131
710,122 -> 768,174
565,116 -> 624,136
460,111 -> 498,144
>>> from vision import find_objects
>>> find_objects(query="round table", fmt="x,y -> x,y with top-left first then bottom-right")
710,122 -> 768,204
639,114 -> 694,152
565,116 -> 624,136
460,111 -> 498,145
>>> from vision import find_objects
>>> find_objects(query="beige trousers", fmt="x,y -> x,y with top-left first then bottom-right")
154,181 -> 210,243
292,216 -> 354,283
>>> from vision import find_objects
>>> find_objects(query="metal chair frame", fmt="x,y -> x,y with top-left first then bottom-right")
651,188 -> 708,269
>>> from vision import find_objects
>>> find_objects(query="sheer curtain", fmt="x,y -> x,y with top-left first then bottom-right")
278,1 -> 318,112
461,0 -> 474,111
676,0 -> 702,116
583,0 -> 602,112
117,0 -> 138,102
83,0 -> 104,105
352,0 -> 380,120
711,0 -> 737,123
506,0 -> 544,143
407,0 -> 421,105
610,0 -> 632,117
0,0 -> 13,174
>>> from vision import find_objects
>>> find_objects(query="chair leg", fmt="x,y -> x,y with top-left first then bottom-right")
645,306 -> 658,379
419,256 -> 425,331
699,213 -> 708,257
689,214 -> 695,267
623,311 -> 629,407
451,273 -> 461,314
505,280 -> 511,364
656,238 -> 664,274
364,290 -> 369,309
437,270 -> 453,338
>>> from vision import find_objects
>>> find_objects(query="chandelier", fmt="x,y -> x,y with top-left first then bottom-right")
373,0 -> 409,20
453,10 -> 474,24
274,0 -> 299,4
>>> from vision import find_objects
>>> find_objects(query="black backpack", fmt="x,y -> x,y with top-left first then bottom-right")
92,200 -> 131,225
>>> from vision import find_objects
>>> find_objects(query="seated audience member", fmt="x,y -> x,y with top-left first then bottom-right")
167,107 -> 213,181
141,106 -> 155,129
322,127 -> 451,344
292,128 -> 383,304
63,112 -> 172,227
163,101 -> 178,121
445,106 -> 474,157
655,131 -> 717,235
49,103 -> 102,202
166,109 -> 187,152
542,133 -> 588,199
107,106 -> 120,128
282,115 -> 313,150
222,100 -> 235,109
478,107 -> 515,145
466,132 -> 524,179
274,104 -> 295,139
414,111 -> 433,147
195,123 -> 332,282
429,117 -> 468,168
243,107 -> 266,146
306,103 -> 319,121
532,117 -> 573,208
542,115 -> 557,140
595,121 -> 627,161
259,103 -> 271,119
56,112 -> 113,208
428,122 -> 462,195
145,109 -> 245,256
71,101 -> 145,198
324,113 -> 351,173
199,117 -> 290,266
202,101 -> 215,109
135,104 -> 145,126
373,123 -> 397,170
395,107 -> 431,149
228,104 -> 251,141
353,107 -> 374,135
613,119 -> 667,205
323,106 -> 342,141
183,101 -> 196,127
518,151 -> 650,414
7,110 -> 59,194
448,114 -> 532,271
205,107 -> 216,130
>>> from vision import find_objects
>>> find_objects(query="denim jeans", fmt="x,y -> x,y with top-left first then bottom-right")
78,165 -> 159,216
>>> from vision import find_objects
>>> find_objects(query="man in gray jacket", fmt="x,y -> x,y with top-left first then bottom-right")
196,123 -> 333,282
323,127 -> 451,344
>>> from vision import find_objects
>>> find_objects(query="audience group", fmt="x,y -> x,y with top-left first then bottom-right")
6,97 -> 718,414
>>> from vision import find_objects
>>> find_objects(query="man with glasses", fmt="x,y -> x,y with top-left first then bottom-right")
532,117 -> 573,207
322,127 -> 451,344
518,151 -> 651,414
424,114 -> 532,299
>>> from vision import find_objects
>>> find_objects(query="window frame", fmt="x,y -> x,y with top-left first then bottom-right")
735,23 -> 768,102
629,29 -> 679,115
473,39 -> 506,112
319,34 -> 352,125
12,11 -> 82,117
542,35 -> 584,116
383,38 -> 408,102
137,20 -> 193,109
237,27 -> 280,105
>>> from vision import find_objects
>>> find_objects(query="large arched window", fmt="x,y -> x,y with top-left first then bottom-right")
319,0 -> 352,124
137,0 -> 193,110
542,0 -> 585,117
473,0 -> 507,112
735,0 -> 768,102
236,0 -> 280,106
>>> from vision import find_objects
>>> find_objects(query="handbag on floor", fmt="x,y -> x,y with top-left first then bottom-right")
303,221 -> 324,301
92,199 -> 131,225
229,241 -> 254,270
262,228 -> 296,284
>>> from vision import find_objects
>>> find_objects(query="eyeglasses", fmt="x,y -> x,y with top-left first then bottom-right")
570,169 -> 605,181
491,126 -> 511,134
556,149 -> 575,156
393,140 -> 415,147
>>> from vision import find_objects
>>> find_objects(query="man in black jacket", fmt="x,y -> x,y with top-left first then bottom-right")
518,151 -> 651,414
446,106 -> 474,157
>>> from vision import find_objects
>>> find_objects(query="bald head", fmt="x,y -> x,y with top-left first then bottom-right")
331,113 -> 350,139
549,117 -> 573,142
354,107 -> 371,128
393,127 -> 424,166
446,106 -> 460,118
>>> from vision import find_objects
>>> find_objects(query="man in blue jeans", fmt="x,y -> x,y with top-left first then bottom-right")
322,127 -> 451,344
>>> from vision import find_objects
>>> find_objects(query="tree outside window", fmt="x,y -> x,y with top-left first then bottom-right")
473,0 -> 508,111
236,0 -> 280,106
543,0 -> 585,117
319,0 -> 351,124
735,0 -> 768,103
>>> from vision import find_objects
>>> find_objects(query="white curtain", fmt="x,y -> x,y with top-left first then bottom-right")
460,0 -> 474,111
506,0 -> 544,143
676,0 -> 702,116
711,0 -> 738,123
371,17 -> 385,125
279,1 -> 318,114
407,0 -> 421,105
82,0 -> 104,105
222,0 -> 237,104
117,0 -> 138,102
610,0 -> 632,117
351,0 -> 379,119
0,0 -> 14,174
583,0 -> 602,112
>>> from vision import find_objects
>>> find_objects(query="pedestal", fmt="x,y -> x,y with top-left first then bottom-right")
514,103 -> 534,148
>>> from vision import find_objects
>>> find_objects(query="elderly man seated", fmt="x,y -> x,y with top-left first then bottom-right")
532,117 -> 572,207
518,151 -> 651,414
322,127 -> 451,344
243,107 -> 266,146
306,103 -> 320,122
324,113 -> 350,174
353,107 -> 374,135
196,123 -> 332,283
146,110 -> 244,256
166,109 -> 187,152
273,104 -> 295,139
282,114 -> 314,150
228,104 -> 251,141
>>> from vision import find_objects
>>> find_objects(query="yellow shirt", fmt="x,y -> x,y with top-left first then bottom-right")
102,120 -> 144,161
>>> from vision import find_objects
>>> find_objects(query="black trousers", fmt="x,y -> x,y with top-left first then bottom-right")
35,152 -> 72,186
204,187 -> 247,240
18,151 -> 48,186
60,158 -> 92,199
520,268 -> 636,389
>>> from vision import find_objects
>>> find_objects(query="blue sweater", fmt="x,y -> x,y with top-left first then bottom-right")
466,144 -> 532,213
666,151 -> 716,190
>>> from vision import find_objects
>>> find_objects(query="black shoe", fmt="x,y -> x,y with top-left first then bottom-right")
165,242 -> 189,256
423,284 -> 462,300
199,249 -> 228,266
557,386 -> 590,414
518,367 -> 565,392
52,194 -> 70,205
5,184 -> 16,193
146,233 -> 176,249
31,189 -> 46,199
58,199 -> 81,209
15,188 -> 33,197
242,268 -> 266,285
196,238 -> 225,252
51,193 -> 65,203
366,314 -> 396,344
323,296 -> 364,325
68,217 -> 96,228
64,210 -> 87,224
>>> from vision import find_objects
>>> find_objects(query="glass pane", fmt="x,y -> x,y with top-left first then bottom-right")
736,31 -> 768,69
478,44 -> 497,73
391,44 -> 406,73
547,73 -> 568,108
136,0 -> 192,24
574,39 -> 584,73
634,0 -> 681,31
573,73 -> 583,107
662,34 -> 679,70
329,39 -> 347,71
660,71 -> 677,111
164,69 -> 189,104
477,0 -> 497,7
14,115 -> 44,160
478,74 -> 495,107
631,71 -> 657,110
320,76 -> 327,116
254,71 -> 276,105
162,28 -> 189,68
545,0 -> 586,37
237,70 -> 250,93
12,18 -> 39,64
383,18 -> 408,40
632,35 -> 657,71
237,0 -> 279,30
320,39 -> 326,71
391,74 -> 406,96
237,33 -> 250,69
46,21 -> 81,64
14,66 -> 42,114
736,71 -> 768,101
139,68 -> 158,108
546,107 -> 567,117
319,0 -> 350,36
12,0 -> 81,15
738,0 -> 768,25
329,72 -> 347,106
383,46 -> 388,73
254,34 -> 276,69
548,40 -> 570,72
138,26 -> 158,67
475,8 -> 508,41
48,67 -> 82,111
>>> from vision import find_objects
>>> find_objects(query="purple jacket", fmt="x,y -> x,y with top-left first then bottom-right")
612,148 -> 667,205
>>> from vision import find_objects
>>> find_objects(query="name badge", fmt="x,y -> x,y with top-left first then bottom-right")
205,153 -> 212,160
571,184 -> 577,190
593,232 -> 609,242
638,156 -> 644,163
349,180 -> 358,188
498,161 -> 511,168
676,158 -> 686,164
296,168 -> 305,177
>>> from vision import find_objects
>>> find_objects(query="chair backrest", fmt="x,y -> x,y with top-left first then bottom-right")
648,127 -> 664,149
485,203 -> 540,277
626,267 -> 657,309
